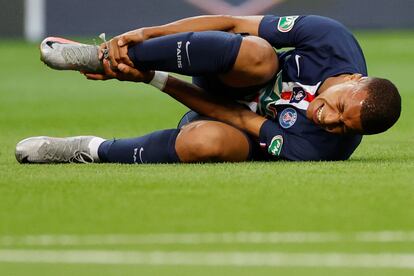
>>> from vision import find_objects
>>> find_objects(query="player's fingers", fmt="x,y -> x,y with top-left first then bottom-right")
118,63 -> 133,74
98,43 -> 106,60
102,59 -> 117,78
108,39 -> 120,70
118,33 -> 142,47
119,46 -> 135,67
117,35 -> 132,47
84,73 -> 107,80
118,64 -> 137,78
116,66 -> 130,82
118,64 -> 143,82
112,38 -> 124,65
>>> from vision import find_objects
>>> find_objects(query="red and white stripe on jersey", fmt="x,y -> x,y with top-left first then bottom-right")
239,79 -> 321,117
275,81 -> 321,110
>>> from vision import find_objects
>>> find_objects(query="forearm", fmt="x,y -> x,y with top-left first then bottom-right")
162,75 -> 265,137
143,16 -> 234,38
111,15 -> 263,69
141,15 -> 263,39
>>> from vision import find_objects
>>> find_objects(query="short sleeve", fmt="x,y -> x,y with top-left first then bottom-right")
259,119 -> 362,161
259,119 -> 324,161
259,15 -> 350,49
259,15 -> 368,78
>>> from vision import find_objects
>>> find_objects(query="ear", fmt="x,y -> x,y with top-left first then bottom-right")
349,73 -> 363,81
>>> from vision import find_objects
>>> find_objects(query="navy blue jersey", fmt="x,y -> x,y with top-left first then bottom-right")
253,15 -> 366,161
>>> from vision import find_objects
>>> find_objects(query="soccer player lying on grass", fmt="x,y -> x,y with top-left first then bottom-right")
16,15 -> 401,164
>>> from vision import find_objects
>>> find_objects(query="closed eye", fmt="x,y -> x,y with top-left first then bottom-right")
339,102 -> 345,113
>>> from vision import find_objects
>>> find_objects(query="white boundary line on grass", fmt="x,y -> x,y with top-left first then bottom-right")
1,250 -> 414,269
1,231 -> 414,246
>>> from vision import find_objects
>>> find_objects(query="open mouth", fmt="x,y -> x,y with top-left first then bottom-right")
313,104 -> 324,124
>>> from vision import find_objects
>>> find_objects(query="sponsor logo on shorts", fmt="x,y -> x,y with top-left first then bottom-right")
133,147 -> 145,164
177,41 -> 183,68
277,16 -> 299,33
279,108 -> 298,129
268,135 -> 283,156
133,147 -> 138,163
185,41 -> 191,66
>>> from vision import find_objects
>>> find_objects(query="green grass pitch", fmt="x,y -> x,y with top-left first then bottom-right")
0,31 -> 413,275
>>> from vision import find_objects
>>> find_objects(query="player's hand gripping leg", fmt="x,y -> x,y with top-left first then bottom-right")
84,58 -> 154,83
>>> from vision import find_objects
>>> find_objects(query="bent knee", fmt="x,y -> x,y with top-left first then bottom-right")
176,121 -> 229,162
238,36 -> 278,82
175,121 -> 249,162
220,36 -> 278,87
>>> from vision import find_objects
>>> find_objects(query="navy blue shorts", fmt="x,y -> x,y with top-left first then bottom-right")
192,75 -> 264,100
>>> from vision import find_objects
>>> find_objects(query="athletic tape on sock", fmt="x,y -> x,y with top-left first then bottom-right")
149,71 -> 169,91
88,137 -> 106,162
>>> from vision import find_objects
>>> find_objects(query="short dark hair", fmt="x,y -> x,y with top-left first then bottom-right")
360,78 -> 401,135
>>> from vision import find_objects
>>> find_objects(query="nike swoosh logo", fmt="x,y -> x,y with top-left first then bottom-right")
133,148 -> 138,163
139,147 -> 144,164
185,41 -> 191,66
295,54 -> 301,78
46,41 -> 56,49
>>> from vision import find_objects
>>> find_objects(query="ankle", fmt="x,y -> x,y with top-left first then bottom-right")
88,137 -> 106,162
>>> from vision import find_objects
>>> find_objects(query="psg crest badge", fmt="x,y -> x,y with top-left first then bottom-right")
279,108 -> 298,129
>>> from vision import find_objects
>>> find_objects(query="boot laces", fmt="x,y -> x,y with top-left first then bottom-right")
43,139 -> 94,164
62,45 -> 95,66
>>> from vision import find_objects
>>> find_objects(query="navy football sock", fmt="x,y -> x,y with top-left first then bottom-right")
98,129 -> 180,164
127,31 -> 243,75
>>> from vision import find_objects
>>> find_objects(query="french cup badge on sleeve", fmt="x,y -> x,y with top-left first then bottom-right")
268,135 -> 284,156
277,16 -> 299,33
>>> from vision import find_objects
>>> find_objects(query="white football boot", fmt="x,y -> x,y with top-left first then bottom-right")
40,37 -> 104,73
15,136 -> 102,164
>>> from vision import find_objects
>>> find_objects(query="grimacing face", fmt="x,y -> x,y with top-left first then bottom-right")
306,74 -> 370,135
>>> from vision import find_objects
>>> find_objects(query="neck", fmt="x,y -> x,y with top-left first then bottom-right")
318,74 -> 351,95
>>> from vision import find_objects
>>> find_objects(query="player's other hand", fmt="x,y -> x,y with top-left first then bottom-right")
117,28 -> 147,47
97,28 -> 147,71
83,59 -> 153,83
98,37 -> 135,72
